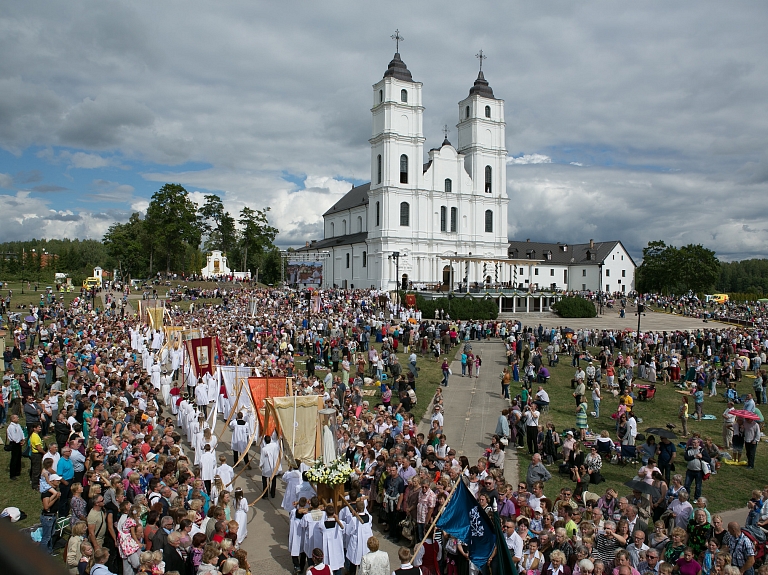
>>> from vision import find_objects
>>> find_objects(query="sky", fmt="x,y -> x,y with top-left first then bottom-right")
1,1 -> 767,262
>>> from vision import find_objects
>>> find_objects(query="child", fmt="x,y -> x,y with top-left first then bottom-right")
530,508 -> 544,534
78,542 -> 94,575
289,497 -> 309,574
137,551 -> 153,574
151,550 -> 164,575
320,506 -> 345,574
746,489 -> 763,527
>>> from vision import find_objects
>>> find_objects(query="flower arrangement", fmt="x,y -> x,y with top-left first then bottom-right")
305,457 -> 353,486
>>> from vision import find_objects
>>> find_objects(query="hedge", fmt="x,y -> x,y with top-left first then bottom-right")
552,296 -> 597,318
406,293 -> 499,320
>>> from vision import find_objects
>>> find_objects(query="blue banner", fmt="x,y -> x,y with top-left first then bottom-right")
436,479 -> 496,567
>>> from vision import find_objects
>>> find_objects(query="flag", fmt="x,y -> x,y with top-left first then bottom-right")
436,479 -> 496,567
492,511 -> 517,575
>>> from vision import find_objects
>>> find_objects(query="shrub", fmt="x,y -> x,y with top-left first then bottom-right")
406,293 -> 499,320
552,296 -> 597,318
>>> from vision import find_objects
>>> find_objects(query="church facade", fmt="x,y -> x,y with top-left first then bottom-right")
299,50 -> 510,290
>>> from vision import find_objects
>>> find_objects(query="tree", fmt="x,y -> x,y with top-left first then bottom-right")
239,206 -> 278,277
676,244 -> 719,294
199,194 -> 237,254
636,240 -> 678,294
103,213 -> 150,280
144,184 -> 203,274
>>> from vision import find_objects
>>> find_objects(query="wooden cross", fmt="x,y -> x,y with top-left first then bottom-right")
476,49 -> 487,72
391,29 -> 404,52
443,124 -> 449,139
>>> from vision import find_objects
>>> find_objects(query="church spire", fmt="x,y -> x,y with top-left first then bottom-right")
383,29 -> 414,81
469,50 -> 495,98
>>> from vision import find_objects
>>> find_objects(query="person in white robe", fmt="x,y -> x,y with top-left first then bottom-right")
151,329 -> 163,350
344,501 -> 374,572
301,503 -> 325,560
195,383 -> 209,418
320,506 -> 345,574
150,363 -> 161,390
259,435 -> 281,498
171,347 -> 182,379
234,487 -> 249,545
160,372 -> 172,407
281,465 -> 304,511
191,414 -> 205,465
214,456 -> 235,488
229,413 -> 251,469
177,397 -> 189,429
205,373 -> 218,410
199,444 -> 217,494
289,499 -> 309,573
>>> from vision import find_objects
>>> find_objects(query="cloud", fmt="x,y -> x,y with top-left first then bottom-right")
0,2 -> 767,262
60,151 -> 117,169
0,173 -> 12,188
57,97 -> 154,148
507,154 -> 552,165
46,210 -> 82,222
31,184 -> 68,192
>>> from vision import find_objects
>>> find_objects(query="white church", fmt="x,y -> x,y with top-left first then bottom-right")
298,46 -> 635,296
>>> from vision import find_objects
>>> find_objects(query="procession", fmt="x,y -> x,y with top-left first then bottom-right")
1,281 -> 767,575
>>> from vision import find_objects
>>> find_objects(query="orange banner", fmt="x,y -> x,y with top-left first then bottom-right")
248,377 -> 287,437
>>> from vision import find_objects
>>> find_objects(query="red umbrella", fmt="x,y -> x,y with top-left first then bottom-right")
729,409 -> 761,421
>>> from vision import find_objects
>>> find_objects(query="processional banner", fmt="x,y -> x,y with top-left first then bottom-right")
185,336 -> 221,377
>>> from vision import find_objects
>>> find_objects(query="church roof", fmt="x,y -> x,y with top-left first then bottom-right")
468,71 -> 495,99
297,231 -> 369,251
322,183 -> 370,216
507,240 -> 634,266
383,52 -> 414,82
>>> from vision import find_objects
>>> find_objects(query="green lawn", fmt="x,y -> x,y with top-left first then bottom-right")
516,349 -> 767,513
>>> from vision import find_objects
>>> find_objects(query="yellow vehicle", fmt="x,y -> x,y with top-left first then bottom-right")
706,293 -> 729,304
82,277 -> 101,289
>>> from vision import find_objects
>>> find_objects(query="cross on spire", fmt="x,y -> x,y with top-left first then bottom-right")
391,29 -> 404,53
443,124 -> 449,139
475,49 -> 487,72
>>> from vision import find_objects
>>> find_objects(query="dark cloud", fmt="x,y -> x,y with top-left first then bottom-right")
46,212 -> 82,222
0,1 -> 767,260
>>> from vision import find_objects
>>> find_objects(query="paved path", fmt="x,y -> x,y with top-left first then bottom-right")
499,310 -> 728,332
439,341 -> 520,486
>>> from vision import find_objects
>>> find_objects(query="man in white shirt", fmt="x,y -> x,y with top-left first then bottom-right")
6,414 -> 25,480
503,519 -> 524,563
534,387 -> 550,410
42,443 -> 60,470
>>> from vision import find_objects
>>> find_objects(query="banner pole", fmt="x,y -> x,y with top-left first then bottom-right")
412,467 -> 466,559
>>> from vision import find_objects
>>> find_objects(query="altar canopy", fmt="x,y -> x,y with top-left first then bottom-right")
272,395 -> 321,464
220,366 -> 254,415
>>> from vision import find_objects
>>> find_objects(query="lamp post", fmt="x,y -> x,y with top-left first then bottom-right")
391,251 -> 401,315
21,248 -> 25,294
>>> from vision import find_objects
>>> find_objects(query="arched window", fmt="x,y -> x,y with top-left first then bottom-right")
485,105 -> 491,118
357,216 -> 363,232
400,154 -> 408,184
444,178 -> 452,193
484,165 -> 492,193
485,210 -> 493,232
346,253 -> 350,268
362,251 -> 367,268
376,154 -> 382,184
400,202 -> 410,226
379,89 -> 383,103
440,206 -> 447,232
342,219 -> 347,235
465,105 -> 470,119
375,201 -> 380,226
330,222 -> 334,237
450,207 -> 457,232
400,89 -> 407,103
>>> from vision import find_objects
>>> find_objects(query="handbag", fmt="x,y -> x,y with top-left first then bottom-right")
3,443 -> 11,452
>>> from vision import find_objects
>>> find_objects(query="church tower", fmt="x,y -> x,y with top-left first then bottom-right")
456,55 -> 507,199
368,40 -> 424,242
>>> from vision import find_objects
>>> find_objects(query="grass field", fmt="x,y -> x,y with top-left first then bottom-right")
514,349 -> 767,513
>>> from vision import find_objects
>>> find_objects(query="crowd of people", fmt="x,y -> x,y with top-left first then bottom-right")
1,284 -> 767,575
